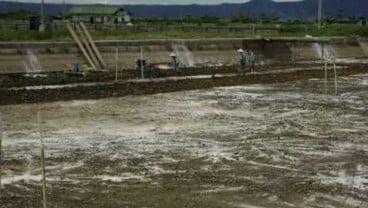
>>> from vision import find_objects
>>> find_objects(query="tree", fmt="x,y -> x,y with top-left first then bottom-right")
231,13 -> 253,23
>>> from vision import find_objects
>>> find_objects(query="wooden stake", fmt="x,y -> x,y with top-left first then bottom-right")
38,112 -> 47,208
333,57 -> 338,94
115,48 -> 118,83
140,46 -> 144,79
324,61 -> 328,92
0,112 -> 2,190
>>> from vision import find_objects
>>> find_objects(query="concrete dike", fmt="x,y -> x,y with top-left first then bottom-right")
0,37 -> 367,73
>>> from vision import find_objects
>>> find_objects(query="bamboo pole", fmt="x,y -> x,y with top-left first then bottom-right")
291,43 -> 295,63
115,48 -> 119,83
333,56 -> 338,94
0,112 -> 2,190
37,112 -> 47,208
75,24 -> 101,70
80,22 -> 107,69
66,23 -> 97,71
317,0 -> 323,29
324,61 -> 328,91
140,46 -> 144,79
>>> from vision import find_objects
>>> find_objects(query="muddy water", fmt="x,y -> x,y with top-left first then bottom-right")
0,74 -> 368,207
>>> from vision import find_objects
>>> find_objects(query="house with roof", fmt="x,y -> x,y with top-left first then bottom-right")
67,6 -> 132,25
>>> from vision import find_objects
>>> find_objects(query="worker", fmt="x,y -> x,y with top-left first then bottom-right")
237,49 -> 246,75
249,49 -> 256,73
170,53 -> 180,72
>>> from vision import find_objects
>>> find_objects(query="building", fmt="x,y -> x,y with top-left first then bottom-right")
67,6 -> 132,25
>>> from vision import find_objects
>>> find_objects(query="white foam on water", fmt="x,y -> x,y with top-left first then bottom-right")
246,160 -> 296,171
200,186 -> 243,194
93,173 -> 146,182
225,202 -> 265,208
317,169 -> 368,190
300,193 -> 367,208
2,172 -> 41,185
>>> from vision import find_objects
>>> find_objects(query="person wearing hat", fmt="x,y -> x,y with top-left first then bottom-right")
170,53 -> 180,72
237,49 -> 247,75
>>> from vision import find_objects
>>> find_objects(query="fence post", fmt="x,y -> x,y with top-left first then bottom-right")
115,47 -> 119,83
37,112 -> 47,208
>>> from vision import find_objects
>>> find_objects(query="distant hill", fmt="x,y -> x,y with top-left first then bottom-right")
0,0 -> 367,20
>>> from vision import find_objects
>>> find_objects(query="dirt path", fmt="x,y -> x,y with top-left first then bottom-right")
0,64 -> 367,105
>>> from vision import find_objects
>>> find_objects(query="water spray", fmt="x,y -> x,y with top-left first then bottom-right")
37,111 -> 47,208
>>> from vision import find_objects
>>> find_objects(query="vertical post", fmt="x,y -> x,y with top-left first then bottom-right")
324,61 -> 328,91
38,112 -> 47,208
115,48 -> 118,83
333,55 -> 338,94
40,0 -> 45,32
140,46 -> 144,79
62,0 -> 66,21
0,113 -> 2,190
321,42 -> 325,62
317,0 -> 323,30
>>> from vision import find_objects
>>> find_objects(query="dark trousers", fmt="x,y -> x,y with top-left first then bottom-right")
251,61 -> 255,72
238,63 -> 246,75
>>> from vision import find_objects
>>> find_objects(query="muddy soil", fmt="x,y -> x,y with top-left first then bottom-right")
0,64 -> 367,105
0,63 -> 315,88
0,72 -> 367,207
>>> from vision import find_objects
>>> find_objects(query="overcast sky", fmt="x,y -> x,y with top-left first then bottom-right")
6,0 -> 302,5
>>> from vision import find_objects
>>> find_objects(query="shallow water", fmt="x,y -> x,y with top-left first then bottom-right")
1,74 -> 367,208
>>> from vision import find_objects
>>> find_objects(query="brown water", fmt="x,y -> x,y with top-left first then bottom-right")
0,73 -> 367,207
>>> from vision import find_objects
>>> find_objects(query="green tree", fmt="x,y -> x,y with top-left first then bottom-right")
231,13 -> 253,23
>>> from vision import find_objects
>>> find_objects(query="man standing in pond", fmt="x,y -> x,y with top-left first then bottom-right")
237,49 -> 246,75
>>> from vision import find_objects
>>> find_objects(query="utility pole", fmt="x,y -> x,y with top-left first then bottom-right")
62,0 -> 66,21
40,0 -> 45,32
317,0 -> 323,29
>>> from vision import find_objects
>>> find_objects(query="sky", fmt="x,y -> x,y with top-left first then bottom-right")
5,0 -> 301,5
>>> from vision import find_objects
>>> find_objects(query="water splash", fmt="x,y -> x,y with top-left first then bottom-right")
358,40 -> 368,56
23,49 -> 43,74
172,44 -> 196,67
313,43 -> 335,61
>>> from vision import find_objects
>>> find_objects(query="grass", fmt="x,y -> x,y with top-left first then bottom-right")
0,24 -> 367,41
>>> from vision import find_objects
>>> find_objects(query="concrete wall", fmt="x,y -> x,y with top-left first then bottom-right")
0,37 -> 367,73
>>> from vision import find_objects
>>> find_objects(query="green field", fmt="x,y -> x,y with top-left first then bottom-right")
0,24 -> 367,41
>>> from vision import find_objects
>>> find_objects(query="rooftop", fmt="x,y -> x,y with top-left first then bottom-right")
67,6 -> 124,15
